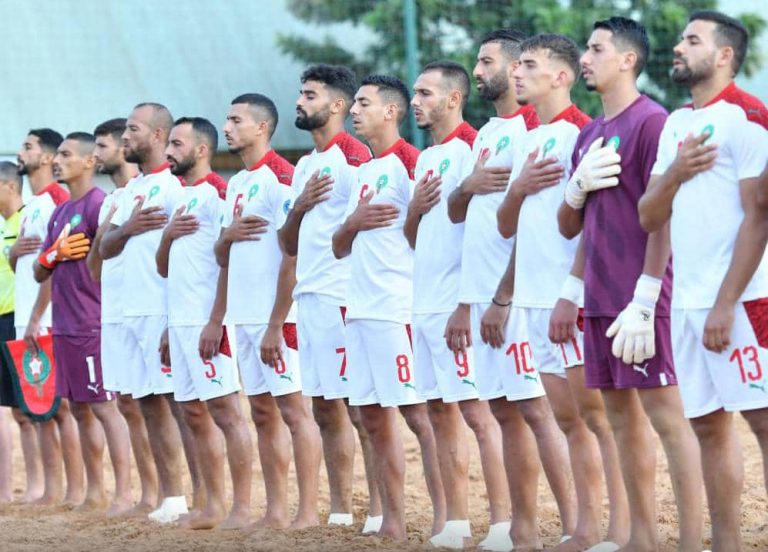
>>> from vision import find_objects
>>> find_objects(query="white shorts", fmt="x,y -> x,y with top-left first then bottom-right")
236,323 -> 301,397
523,308 -> 585,378
296,294 -> 349,400
346,319 -> 423,408
672,301 -> 768,418
122,315 -> 173,398
413,312 -> 479,402
168,326 -> 241,402
470,303 -> 546,401
101,322 -> 130,394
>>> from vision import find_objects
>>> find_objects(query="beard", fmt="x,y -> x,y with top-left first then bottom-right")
168,154 -> 196,177
96,159 -> 120,175
295,105 -> 332,130
123,142 -> 150,164
671,56 -> 714,87
16,159 -> 35,175
478,70 -> 510,101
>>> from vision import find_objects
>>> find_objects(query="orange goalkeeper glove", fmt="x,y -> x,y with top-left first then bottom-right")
38,223 -> 91,269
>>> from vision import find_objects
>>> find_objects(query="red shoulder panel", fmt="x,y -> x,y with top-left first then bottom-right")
333,132 -> 372,167
392,141 -> 420,180
266,154 -> 295,186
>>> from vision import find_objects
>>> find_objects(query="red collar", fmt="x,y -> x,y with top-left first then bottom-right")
192,172 -> 215,186
439,122 -> 472,145
550,104 -> 577,124
376,138 -> 406,159
321,132 -> 348,152
702,82 -> 738,109
501,104 -> 532,120
248,150 -> 276,171
146,162 -> 170,175
36,182 -> 60,196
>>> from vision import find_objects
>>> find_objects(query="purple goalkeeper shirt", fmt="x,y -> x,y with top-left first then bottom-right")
42,186 -> 106,336
572,95 -> 672,318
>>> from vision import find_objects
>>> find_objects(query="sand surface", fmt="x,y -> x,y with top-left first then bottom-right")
0,404 -> 766,551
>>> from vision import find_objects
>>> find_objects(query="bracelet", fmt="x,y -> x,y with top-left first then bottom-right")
491,297 -> 511,307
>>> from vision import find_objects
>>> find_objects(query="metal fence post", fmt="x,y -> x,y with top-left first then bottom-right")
403,0 -> 424,149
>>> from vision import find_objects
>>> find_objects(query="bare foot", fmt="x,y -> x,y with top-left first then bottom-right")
219,508 -> 252,530
106,497 -> 134,518
189,509 -> 226,530
124,501 -> 156,517
20,489 -> 44,504
288,515 -> 320,530
63,491 -> 85,508
377,520 -> 407,541
75,494 -> 108,512
551,534 -> 601,552
32,493 -> 62,507
250,514 -> 290,530
177,511 -> 200,529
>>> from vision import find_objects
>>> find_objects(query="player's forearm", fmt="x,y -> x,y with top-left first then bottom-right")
492,245 -> 516,304
638,174 -> 681,233
447,183 -> 472,223
208,267 -> 228,325
86,242 -> 103,283
277,210 -> 304,256
214,232 -> 232,268
403,210 -> 421,250
8,249 -> 19,272
758,165 -> 768,210
27,279 -> 51,326
641,222 -> 671,279
99,224 -> 128,260
32,260 -> 52,283
569,235 -> 585,279
497,186 -> 525,239
155,234 -> 172,278
267,255 -> 297,328
331,219 -> 358,259
557,201 -> 583,239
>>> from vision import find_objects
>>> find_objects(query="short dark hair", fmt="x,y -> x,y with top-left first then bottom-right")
93,118 -> 127,141
133,102 -> 174,134
301,64 -> 358,106
480,28 -> 527,61
0,161 -> 22,193
231,93 -> 279,138
594,17 -> 649,76
521,33 -> 581,79
28,128 -> 63,154
64,132 -> 96,155
173,117 -> 218,154
421,60 -> 471,108
360,74 -> 411,123
689,10 -> 749,75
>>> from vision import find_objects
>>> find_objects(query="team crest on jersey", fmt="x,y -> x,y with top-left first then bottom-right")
148,185 -> 160,200
701,124 -> 714,142
248,183 -> 260,200
439,159 -> 450,175
69,213 -> 82,227
283,199 -> 292,214
375,175 -> 389,192
542,137 -> 556,157
607,135 -> 621,151
495,136 -> 510,155
187,197 -> 198,211
320,166 -> 332,178
23,350 -> 52,397
31,208 -> 40,221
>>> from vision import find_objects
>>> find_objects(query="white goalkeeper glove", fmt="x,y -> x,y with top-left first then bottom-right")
564,137 -> 622,209
606,275 -> 662,365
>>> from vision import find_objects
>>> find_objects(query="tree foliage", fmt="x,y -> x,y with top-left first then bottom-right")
277,0 -> 765,134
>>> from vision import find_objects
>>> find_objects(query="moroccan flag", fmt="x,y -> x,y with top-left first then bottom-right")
1,336 -> 60,421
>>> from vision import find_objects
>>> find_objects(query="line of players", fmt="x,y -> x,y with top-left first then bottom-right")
1,8 -> 767,552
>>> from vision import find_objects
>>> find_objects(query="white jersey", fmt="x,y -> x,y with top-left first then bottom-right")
15,182 -> 69,328
458,106 -> 538,304
223,151 -> 295,325
292,132 -> 371,305
98,187 -> 126,324
413,122 -> 477,314
513,105 -> 589,308
111,165 -> 184,317
344,138 -> 419,323
168,174 -> 227,326
651,84 -> 768,309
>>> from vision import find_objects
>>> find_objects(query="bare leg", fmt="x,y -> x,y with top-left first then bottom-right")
359,404 -> 407,540
566,366 -> 629,546
639,387 -> 703,552
517,394 -> 577,538
249,393 -> 291,528
11,408 -> 43,503
490,398 -> 541,550
275,392 -> 322,529
168,396 -> 204,512
690,409 -> 742,552
459,399 -> 510,524
542,374 -> 602,551
426,400 -> 469,522
90,400 -> 132,516
55,399 -> 85,506
117,394 -> 159,514
179,400 -> 226,529
0,408 -> 13,502
313,397 -> 355,517
208,393 -> 253,529
601,389 -> 658,552
36,420 -> 64,506
138,394 -> 184,498
70,402 -> 108,510
347,404 -> 382,517
741,407 -> 768,497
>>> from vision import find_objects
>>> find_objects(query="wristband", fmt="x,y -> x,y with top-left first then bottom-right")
491,297 -> 511,308
38,247 -> 59,270
559,274 -> 584,305
633,274 -> 663,308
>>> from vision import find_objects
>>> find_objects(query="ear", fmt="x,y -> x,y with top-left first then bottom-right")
83,154 -> 96,170
717,45 -> 735,72
620,50 -> 638,74
196,141 -> 208,160
447,89 -> 463,110
39,151 -> 55,166
152,127 -> 166,145
384,103 -> 398,122
329,97 -> 345,116
507,59 -> 520,78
